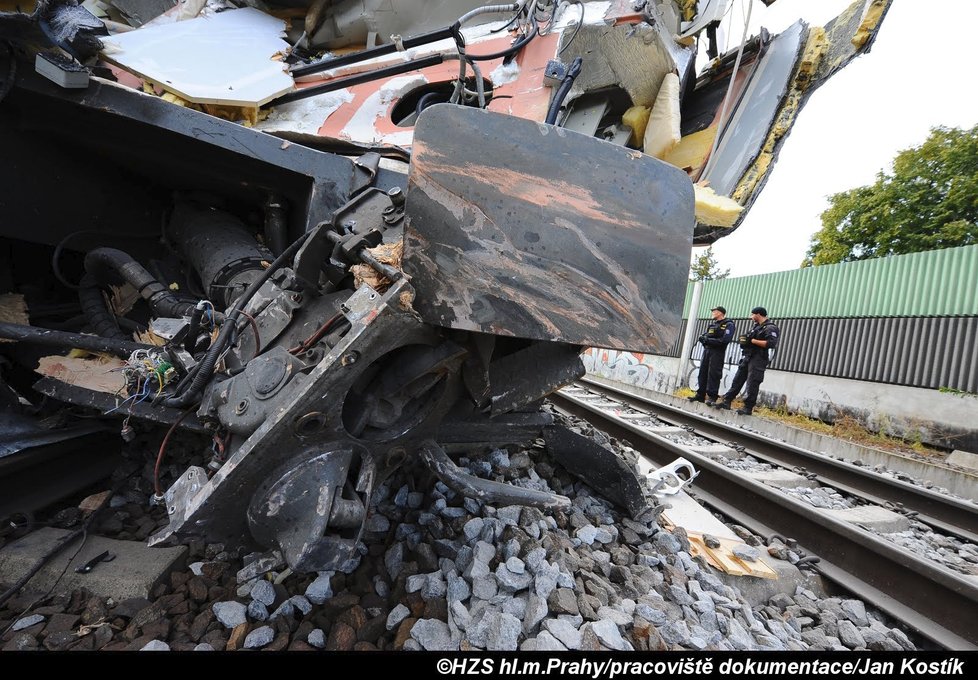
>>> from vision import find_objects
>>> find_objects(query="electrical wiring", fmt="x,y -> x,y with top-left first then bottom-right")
288,312 -> 347,355
236,309 -> 262,359
556,0 -> 584,56
702,0 -> 754,177
105,348 -> 176,415
153,408 -> 195,500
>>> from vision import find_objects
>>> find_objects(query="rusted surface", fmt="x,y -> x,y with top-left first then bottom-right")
402,105 -> 693,355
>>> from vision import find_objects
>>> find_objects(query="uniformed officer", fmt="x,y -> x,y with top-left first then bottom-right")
714,306 -> 780,415
687,306 -> 735,405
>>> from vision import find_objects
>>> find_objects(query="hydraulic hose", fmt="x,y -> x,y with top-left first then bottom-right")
78,273 -> 130,341
544,55 -> 582,125
164,230 -> 314,409
84,248 -> 196,319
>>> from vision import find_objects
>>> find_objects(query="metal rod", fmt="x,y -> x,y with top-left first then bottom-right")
273,54 -> 446,107
0,321 -> 154,358
291,25 -> 456,78
419,439 -> 571,511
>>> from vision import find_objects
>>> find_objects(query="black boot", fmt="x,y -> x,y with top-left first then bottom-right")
714,400 -> 731,410
736,406 -> 753,415
687,394 -> 705,403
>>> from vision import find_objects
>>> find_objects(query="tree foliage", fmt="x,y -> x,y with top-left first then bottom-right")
803,125 -> 978,266
689,247 -> 730,281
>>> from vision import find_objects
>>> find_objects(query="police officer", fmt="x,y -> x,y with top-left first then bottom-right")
687,306 -> 735,405
714,306 -> 780,415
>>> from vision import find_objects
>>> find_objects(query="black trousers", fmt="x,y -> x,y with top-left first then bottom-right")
695,346 -> 726,400
724,352 -> 768,408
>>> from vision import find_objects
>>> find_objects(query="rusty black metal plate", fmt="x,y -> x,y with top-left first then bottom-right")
402,105 -> 694,354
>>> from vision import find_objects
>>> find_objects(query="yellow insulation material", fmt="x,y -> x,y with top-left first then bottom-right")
622,106 -> 651,147
731,26 -> 828,204
643,73 -> 681,159
150,87 -> 261,126
694,185 -> 743,228
794,27 -> 827,92
662,126 -> 716,174
677,0 -> 697,22
852,0 -> 887,49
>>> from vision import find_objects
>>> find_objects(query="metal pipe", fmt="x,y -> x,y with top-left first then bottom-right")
273,54 -> 445,108
419,439 -> 571,511
676,279 -> 703,390
264,194 -> 289,257
291,26 -> 456,79
0,321 -> 153,357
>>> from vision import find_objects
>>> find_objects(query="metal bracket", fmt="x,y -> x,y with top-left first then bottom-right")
647,457 -> 699,497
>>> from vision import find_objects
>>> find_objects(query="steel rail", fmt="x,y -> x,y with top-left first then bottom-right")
550,390 -> 978,650
575,379 -> 978,545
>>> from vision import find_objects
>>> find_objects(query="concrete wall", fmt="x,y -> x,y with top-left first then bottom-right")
583,349 -> 978,452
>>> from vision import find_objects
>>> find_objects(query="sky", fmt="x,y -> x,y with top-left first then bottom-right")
703,0 -> 978,277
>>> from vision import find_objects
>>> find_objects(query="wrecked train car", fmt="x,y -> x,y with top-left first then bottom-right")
0,0 -> 891,572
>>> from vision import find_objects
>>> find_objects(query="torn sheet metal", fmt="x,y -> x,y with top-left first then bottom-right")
543,425 -> 652,517
701,21 -> 805,196
693,0 -> 894,244
107,0 -> 176,27
101,7 -> 294,106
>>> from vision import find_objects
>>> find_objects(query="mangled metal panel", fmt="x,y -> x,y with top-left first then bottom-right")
402,105 -> 694,355
101,7 -> 294,107
302,0 -> 498,50
694,0 -> 895,243
701,21 -> 805,196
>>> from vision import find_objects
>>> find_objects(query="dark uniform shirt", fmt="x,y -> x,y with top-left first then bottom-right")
703,318 -> 736,349
746,319 -> 779,358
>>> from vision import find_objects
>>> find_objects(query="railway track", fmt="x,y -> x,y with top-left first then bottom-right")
550,381 -> 978,650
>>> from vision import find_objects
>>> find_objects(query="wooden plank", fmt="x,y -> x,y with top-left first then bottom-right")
662,519 -> 778,579
36,355 -> 127,394
0,294 -> 29,341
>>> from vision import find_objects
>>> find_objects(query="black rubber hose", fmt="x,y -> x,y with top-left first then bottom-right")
164,230 -> 314,408
185,305 -> 204,353
78,273 -> 130,341
467,20 -> 538,61
0,321 -> 154,358
545,56 -> 583,125
84,248 -> 196,319
416,91 -> 443,116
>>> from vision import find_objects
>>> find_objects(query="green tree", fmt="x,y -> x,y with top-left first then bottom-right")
803,125 -> 978,266
689,247 -> 730,281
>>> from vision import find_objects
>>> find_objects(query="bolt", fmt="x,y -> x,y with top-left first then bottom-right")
235,399 -> 249,415
387,186 -> 406,207
341,351 -> 359,366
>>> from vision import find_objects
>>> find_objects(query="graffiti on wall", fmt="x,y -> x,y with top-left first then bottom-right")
685,358 -> 738,394
583,347 -> 739,395
583,348 -> 653,386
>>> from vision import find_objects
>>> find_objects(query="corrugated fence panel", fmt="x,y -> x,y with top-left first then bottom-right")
688,244 -> 978,319
684,317 -> 978,391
